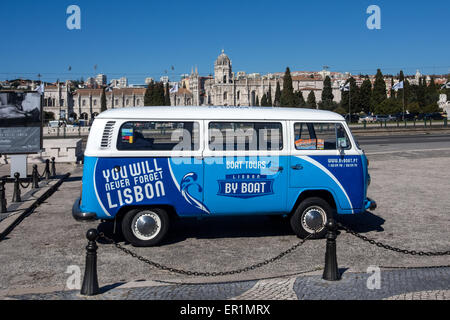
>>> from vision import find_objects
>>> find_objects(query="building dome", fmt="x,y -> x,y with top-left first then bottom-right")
215,50 -> 231,66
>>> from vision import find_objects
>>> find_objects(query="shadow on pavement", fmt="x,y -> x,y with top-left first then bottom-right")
96,211 -> 386,246
336,210 -> 385,233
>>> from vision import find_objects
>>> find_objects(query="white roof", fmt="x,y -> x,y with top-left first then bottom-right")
96,106 -> 344,121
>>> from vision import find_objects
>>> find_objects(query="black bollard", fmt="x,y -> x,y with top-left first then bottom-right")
12,172 -> 22,203
44,159 -> 51,180
80,229 -> 100,296
0,178 -> 6,213
51,157 -> 56,178
32,164 -> 39,189
322,218 -> 340,281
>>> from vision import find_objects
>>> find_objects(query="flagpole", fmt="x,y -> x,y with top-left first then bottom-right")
402,84 -> 405,122
348,82 -> 351,121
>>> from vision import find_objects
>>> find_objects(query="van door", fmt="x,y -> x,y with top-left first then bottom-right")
203,120 -> 288,215
288,121 -> 364,211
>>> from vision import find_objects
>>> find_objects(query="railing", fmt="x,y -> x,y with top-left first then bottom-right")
43,126 -> 91,137
349,118 -> 448,130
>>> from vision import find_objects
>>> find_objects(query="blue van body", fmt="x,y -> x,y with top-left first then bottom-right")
78,153 -> 370,219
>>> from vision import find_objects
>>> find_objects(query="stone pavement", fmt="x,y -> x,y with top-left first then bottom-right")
5,266 -> 450,300
1,146 -> 449,301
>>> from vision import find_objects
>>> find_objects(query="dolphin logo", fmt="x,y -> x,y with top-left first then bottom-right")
180,172 -> 210,214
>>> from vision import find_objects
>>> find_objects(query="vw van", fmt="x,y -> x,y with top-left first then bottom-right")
73,106 -> 376,246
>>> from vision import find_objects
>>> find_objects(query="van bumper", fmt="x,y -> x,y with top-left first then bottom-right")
72,197 -> 97,221
364,197 -> 377,211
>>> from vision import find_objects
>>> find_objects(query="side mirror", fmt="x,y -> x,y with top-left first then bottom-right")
337,138 -> 348,149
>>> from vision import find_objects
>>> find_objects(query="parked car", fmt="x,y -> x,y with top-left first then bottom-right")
387,115 -> 397,121
344,114 -> 360,123
394,112 -> 416,121
359,115 -> 376,123
374,115 -> 389,122
424,112 -> 445,120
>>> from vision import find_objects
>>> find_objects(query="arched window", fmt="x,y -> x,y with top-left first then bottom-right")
237,91 -> 240,100
223,92 -> 227,101
223,75 -> 227,83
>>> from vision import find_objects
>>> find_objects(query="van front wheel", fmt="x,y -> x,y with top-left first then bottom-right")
121,208 -> 169,247
290,197 -> 331,239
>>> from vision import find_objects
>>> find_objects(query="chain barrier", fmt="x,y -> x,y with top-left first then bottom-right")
38,169 -> 47,179
337,222 -> 450,256
19,181 -> 31,189
98,232 -> 315,277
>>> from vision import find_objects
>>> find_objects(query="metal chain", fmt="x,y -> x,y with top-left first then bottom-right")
337,222 -> 450,256
98,232 -> 315,277
19,181 -> 31,189
38,169 -> 47,178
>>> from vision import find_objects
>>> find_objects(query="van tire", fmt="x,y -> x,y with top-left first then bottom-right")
121,208 -> 169,247
290,197 -> 331,239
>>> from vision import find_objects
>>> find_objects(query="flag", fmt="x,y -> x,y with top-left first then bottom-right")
35,84 -> 44,95
340,82 -> 350,92
105,83 -> 114,92
392,81 -> 404,91
441,82 -> 450,89
169,83 -> 179,93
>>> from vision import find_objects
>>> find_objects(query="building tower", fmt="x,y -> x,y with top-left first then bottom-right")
190,66 -> 200,106
214,50 -> 232,84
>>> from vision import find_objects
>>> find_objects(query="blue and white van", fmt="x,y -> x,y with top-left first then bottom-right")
73,106 -> 376,246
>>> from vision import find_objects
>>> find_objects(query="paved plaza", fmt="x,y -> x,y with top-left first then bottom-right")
0,137 -> 449,300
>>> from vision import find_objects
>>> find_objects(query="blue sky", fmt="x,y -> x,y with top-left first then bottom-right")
0,0 -> 449,83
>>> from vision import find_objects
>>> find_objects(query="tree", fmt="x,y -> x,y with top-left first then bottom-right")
306,90 -> 317,109
100,87 -> 107,112
371,69 -> 387,108
333,106 -> 346,115
280,67 -> 297,107
155,82 -> 166,105
374,98 -> 402,115
274,82 -> 281,107
321,76 -> 334,108
295,91 -> 306,107
144,81 -> 165,106
267,83 -> 273,106
389,77 -> 396,100
144,82 -> 154,106
164,83 -> 171,106
341,77 -> 361,114
425,76 -> 439,107
407,102 -> 421,114
360,78 -> 372,114
261,93 -> 268,106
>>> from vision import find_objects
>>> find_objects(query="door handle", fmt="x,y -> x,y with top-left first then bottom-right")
268,166 -> 284,173
291,164 -> 303,170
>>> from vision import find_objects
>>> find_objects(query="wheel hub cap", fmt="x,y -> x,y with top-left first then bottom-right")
302,207 -> 326,233
133,213 -> 160,240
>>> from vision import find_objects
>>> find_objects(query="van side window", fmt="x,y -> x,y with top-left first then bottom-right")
294,122 -> 350,150
117,121 -> 200,151
209,122 -> 283,151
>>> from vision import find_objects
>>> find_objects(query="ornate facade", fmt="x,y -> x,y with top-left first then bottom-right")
175,50 -> 344,107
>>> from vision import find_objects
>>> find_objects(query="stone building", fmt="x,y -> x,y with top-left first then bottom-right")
72,88 -> 146,121
182,50 -> 344,107
43,81 -> 74,120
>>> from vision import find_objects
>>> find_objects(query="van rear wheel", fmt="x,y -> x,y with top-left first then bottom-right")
121,208 -> 169,247
290,197 -> 331,239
